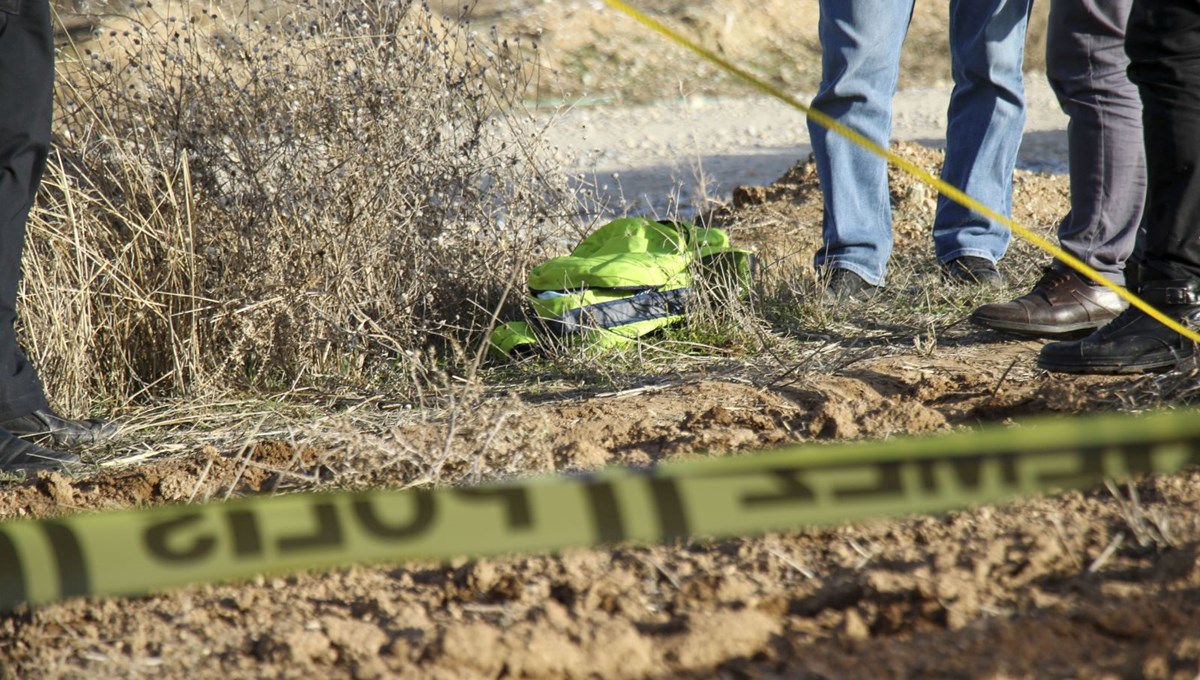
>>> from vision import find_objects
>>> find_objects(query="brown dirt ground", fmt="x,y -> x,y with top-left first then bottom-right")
7,3 -> 1200,680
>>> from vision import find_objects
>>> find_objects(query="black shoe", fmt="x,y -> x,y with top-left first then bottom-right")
1038,280 -> 1200,374
0,428 -> 80,474
0,409 -> 120,448
823,267 -> 880,302
970,267 -> 1127,336
943,256 -> 1005,288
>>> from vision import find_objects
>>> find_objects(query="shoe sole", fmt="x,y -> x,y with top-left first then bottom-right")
824,292 -> 880,304
0,457 -> 81,475
969,313 -> 1113,337
949,278 -> 1006,289
1037,349 -> 1195,375
942,269 -> 1006,288
3,466 -> 71,476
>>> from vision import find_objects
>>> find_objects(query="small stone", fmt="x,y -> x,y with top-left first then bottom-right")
841,609 -> 870,642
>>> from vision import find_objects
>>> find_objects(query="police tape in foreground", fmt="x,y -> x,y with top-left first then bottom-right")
3,408 -> 1200,611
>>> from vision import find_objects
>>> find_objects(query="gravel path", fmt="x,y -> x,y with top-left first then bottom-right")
540,76 -> 1068,218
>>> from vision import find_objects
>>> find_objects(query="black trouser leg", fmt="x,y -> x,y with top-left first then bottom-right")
1125,0 -> 1200,284
0,0 -> 53,421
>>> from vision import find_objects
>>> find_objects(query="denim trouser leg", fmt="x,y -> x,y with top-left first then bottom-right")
808,0 -> 913,286
934,0 -> 1032,265
1047,0 -> 1144,286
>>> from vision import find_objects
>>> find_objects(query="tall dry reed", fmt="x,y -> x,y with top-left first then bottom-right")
24,0 -> 571,413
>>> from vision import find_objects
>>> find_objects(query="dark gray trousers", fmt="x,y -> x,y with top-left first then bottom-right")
1047,0 -> 1146,285
0,0 -> 53,421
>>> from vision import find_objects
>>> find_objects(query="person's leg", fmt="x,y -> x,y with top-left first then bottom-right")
1039,0 -> 1200,373
969,0 -> 1141,335
807,0 -> 914,287
1051,0 -> 1145,286
0,0 -> 86,471
933,0 -> 1032,269
1126,0 -> 1200,284
0,0 -> 54,423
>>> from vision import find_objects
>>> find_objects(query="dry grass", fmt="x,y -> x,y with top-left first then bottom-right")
12,1 -> 1183,487
27,0 -> 574,417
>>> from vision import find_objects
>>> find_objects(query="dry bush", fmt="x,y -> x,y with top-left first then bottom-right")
25,0 -> 572,413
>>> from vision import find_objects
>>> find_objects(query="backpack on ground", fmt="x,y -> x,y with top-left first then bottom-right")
489,217 -> 752,359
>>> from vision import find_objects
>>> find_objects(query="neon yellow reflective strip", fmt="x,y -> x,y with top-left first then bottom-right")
1,408 -> 1198,610
600,0 -> 1200,343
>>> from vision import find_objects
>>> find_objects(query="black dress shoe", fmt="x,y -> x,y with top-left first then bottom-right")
970,267 -> 1127,336
943,256 -> 1006,288
823,267 -> 880,302
0,428 -> 80,474
1038,279 -> 1200,374
0,409 -> 120,448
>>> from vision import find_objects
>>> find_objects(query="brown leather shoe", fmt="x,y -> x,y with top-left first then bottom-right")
969,267 -> 1127,336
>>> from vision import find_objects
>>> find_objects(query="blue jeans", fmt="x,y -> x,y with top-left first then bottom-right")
808,0 -> 1033,285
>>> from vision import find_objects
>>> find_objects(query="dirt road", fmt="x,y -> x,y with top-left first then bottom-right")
542,77 -> 1068,218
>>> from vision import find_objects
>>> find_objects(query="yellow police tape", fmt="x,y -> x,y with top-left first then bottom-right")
2,408 -> 1199,611
599,0 -> 1200,345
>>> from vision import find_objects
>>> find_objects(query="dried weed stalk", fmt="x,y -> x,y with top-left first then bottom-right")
24,0 -> 572,414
